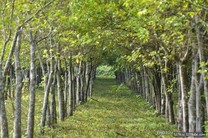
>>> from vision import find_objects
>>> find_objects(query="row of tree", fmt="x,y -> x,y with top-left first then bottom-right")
113,0 -> 208,135
0,1 -> 101,138
1,0 -> 208,137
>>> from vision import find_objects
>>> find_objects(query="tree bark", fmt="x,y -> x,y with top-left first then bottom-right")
75,61 -> 82,106
153,70 -> 161,114
68,56 -> 75,116
57,59 -> 65,121
50,74 -> 57,126
13,28 -> 23,138
196,75 -> 203,133
85,62 -> 93,101
167,92 -> 175,124
88,65 -> 95,97
178,62 -> 188,132
195,15 -> 208,119
0,28 -> 19,138
160,72 -> 166,115
40,37 -> 54,133
64,61 -> 68,117
188,54 -> 197,133
80,64 -> 85,103
0,64 -> 9,138
26,31 -> 36,138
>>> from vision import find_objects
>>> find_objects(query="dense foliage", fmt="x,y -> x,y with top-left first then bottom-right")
0,0 -> 208,137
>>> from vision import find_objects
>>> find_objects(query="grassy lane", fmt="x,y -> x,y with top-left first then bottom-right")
45,77 -> 176,138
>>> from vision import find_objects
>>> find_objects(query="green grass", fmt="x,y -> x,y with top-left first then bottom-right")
43,77 -> 177,138
5,86 -> 45,137
96,65 -> 115,78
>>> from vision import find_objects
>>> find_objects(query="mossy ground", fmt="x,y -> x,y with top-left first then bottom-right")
43,77 -> 176,138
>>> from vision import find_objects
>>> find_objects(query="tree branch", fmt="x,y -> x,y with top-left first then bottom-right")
20,0 -> 53,27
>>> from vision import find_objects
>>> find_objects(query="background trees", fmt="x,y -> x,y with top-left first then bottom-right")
0,0 -> 208,137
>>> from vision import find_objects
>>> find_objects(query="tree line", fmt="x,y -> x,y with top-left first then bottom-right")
113,0 -> 208,136
0,0 -> 208,137
0,1 -> 99,138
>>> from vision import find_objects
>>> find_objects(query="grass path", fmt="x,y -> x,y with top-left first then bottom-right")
45,78 -> 176,138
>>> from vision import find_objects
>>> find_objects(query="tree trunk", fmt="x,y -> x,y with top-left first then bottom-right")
13,28 -> 23,138
75,61 -> 82,106
195,16 -> 208,119
153,70 -> 161,114
178,62 -> 188,132
40,38 -> 54,133
188,54 -> 197,133
89,65 -> 95,97
167,92 -> 175,124
85,62 -> 93,101
141,71 -> 146,98
57,59 -> 65,121
68,57 -> 74,116
0,64 -> 9,138
64,62 -> 68,117
46,102 -> 52,128
75,66 -> 79,106
84,63 -> 89,102
50,75 -> 57,126
160,72 -> 166,115
0,28 -> 19,138
144,70 -> 149,102
26,32 -> 36,138
196,75 -> 203,133
80,65 -> 85,103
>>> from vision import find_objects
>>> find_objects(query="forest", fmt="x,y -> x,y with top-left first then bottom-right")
0,0 -> 208,137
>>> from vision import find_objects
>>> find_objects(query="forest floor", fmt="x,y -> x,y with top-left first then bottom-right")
44,77 -> 176,138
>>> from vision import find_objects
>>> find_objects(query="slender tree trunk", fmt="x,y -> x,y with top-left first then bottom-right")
85,62 -> 91,102
80,76 -> 84,102
0,64 -> 9,138
72,73 -> 76,111
188,54 -> 197,133
26,32 -> 36,138
3,29 -> 19,77
40,63 -> 53,131
64,70 -> 68,117
75,62 -> 81,106
144,70 -> 149,102
195,16 -> 208,118
148,75 -> 154,106
40,38 -> 54,133
153,70 -> 161,114
68,57 -> 74,116
140,70 -> 145,98
57,59 -> 64,121
167,64 -> 175,124
167,92 -> 175,124
84,63 -> 89,102
89,65 -> 95,97
0,28 -> 19,138
46,103 -> 52,128
178,62 -> 188,132
160,72 -> 166,115
10,67 -> 15,98
75,66 -> 79,106
85,62 -> 93,101
50,75 -> 57,126
196,75 -> 203,133
80,66 -> 85,103
13,28 -> 23,138
175,63 -> 182,131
